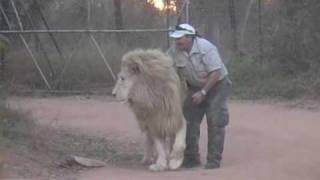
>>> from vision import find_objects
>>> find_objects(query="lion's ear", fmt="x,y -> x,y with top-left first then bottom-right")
132,64 -> 141,74
128,62 -> 141,75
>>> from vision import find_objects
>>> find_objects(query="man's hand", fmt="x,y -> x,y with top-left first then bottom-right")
192,91 -> 205,104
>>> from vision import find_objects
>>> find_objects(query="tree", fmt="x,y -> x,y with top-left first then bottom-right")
113,0 -> 123,30
113,0 -> 123,43
228,0 -> 238,57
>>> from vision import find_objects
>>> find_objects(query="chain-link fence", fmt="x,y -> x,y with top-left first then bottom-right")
0,0 -> 182,94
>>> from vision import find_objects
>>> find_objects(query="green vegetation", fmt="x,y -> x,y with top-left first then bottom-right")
229,55 -> 320,100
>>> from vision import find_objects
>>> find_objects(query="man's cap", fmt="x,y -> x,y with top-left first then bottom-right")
169,24 -> 196,38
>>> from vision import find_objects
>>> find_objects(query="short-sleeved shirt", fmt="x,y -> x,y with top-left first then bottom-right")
167,37 -> 228,88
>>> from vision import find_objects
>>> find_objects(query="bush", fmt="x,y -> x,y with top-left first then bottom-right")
229,55 -> 315,100
0,107 -> 35,142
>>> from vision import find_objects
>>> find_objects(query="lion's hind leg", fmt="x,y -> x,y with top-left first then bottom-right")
169,119 -> 186,170
149,137 -> 168,171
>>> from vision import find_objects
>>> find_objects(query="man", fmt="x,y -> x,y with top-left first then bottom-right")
167,24 -> 232,169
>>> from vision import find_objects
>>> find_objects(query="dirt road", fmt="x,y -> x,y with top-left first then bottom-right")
9,96 -> 320,180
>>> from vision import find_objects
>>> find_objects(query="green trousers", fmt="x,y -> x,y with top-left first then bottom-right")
183,77 -> 232,165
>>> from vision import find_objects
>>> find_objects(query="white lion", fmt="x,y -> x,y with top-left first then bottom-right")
112,49 -> 186,171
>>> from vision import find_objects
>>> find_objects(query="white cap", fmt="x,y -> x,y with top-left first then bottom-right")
169,24 -> 196,38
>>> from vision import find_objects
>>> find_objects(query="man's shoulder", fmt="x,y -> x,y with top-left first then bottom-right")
195,37 -> 216,53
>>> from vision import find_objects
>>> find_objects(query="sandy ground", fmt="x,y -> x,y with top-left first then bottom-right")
8,96 -> 320,180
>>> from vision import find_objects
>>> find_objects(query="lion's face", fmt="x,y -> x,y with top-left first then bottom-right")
112,69 -> 135,102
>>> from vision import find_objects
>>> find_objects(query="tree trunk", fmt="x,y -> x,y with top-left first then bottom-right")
228,0 -> 238,57
0,49 -> 5,82
113,0 -> 123,43
240,0 -> 254,49
113,0 -> 123,30
258,0 -> 263,63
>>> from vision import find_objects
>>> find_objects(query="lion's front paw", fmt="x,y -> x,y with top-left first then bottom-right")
149,163 -> 167,171
168,158 -> 183,170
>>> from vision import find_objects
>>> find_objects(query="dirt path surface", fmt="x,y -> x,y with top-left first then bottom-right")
9,96 -> 320,180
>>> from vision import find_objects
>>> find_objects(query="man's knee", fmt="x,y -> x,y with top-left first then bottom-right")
207,107 -> 229,127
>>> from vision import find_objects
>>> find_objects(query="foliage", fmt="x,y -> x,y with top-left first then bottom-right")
0,35 -> 9,52
229,55 -> 318,99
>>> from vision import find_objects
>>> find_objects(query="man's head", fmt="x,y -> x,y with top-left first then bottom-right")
169,24 -> 196,52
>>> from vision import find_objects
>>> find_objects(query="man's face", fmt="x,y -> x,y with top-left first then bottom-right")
174,36 -> 193,52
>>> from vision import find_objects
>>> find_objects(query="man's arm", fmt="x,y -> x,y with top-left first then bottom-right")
200,44 -> 224,95
192,70 -> 221,104
201,70 -> 221,95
